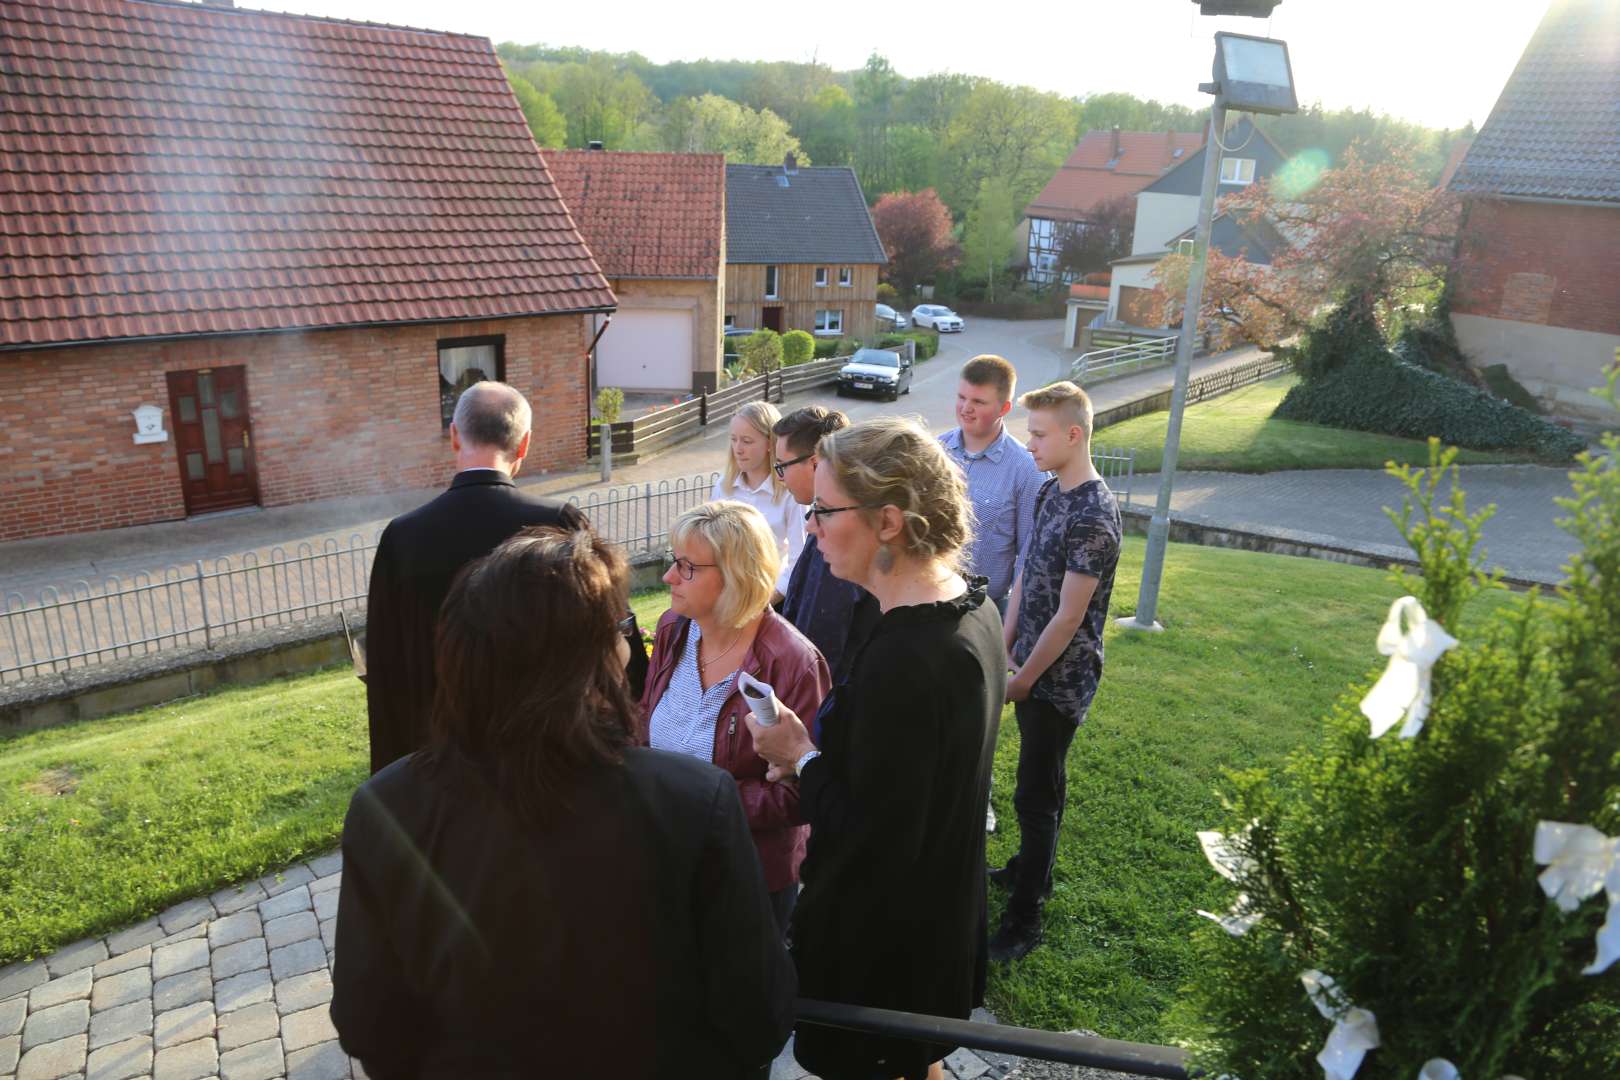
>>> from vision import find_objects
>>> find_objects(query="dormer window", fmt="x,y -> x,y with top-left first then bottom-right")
1220,157 -> 1256,185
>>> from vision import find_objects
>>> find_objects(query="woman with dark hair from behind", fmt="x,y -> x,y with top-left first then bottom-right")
331,528 -> 795,1079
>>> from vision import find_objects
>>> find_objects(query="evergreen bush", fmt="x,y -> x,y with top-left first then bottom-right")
737,329 -> 782,375
877,331 -> 940,360
1274,356 -> 1584,461
1184,390 -> 1620,1077
781,330 -> 814,367
1482,364 -> 1544,414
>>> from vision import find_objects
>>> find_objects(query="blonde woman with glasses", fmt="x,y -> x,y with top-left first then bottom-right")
747,417 -> 1002,1080
712,400 -> 806,602
641,500 -> 831,936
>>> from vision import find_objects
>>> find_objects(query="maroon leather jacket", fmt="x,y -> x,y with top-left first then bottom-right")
640,608 -> 831,892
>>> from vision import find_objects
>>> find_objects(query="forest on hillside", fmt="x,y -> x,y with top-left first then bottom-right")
496,44 -> 1475,223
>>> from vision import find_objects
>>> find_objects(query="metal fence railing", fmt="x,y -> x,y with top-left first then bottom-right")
1,447 -> 1136,685
1073,335 -> 1179,383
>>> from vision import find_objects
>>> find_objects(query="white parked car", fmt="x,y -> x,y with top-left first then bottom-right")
910,304 -> 964,332
875,303 -> 909,330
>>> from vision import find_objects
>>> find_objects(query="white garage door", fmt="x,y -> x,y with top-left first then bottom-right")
597,309 -> 693,391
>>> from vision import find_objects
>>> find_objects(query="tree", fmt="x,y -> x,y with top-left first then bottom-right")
940,82 -> 1074,214
871,188 -> 959,299
505,69 -> 566,149
798,84 -> 857,167
851,53 -> 905,197
544,55 -> 655,148
1151,145 -> 1460,351
1054,194 -> 1136,280
959,177 -> 1019,301
631,94 -> 803,164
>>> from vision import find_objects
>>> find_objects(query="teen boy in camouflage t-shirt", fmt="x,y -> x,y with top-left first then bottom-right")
991,381 -> 1122,964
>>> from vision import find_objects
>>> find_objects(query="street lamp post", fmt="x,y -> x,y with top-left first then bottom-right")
1118,27 -> 1297,632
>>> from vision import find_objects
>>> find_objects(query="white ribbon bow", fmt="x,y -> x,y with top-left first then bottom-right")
1534,820 -> 1620,974
1301,970 -> 1380,1080
1360,596 -> 1458,739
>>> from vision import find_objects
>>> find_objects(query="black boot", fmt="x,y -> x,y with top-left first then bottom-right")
989,910 -> 1043,964
987,856 -> 1051,897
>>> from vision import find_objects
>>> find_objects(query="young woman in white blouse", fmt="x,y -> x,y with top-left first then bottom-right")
712,400 -> 806,602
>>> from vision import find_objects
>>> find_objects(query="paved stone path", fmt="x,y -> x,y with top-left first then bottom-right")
2,849 -> 1138,1080
1,852 -> 352,1080
1136,463 -> 1583,585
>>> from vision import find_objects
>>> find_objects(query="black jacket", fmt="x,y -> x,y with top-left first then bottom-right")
791,580 -> 1003,1080
366,471 -> 637,773
332,747 -> 796,1078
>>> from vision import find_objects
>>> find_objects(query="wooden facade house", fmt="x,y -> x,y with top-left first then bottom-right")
724,158 -> 887,343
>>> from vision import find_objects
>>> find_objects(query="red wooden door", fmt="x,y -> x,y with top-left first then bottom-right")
166,366 -> 259,515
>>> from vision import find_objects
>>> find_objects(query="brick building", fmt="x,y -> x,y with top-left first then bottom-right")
547,150 -> 727,394
1447,0 -> 1620,424
0,0 -> 614,543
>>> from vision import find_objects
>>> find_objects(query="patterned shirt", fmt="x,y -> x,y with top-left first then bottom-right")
648,623 -> 738,762
938,426 -> 1044,604
1011,478 -> 1122,722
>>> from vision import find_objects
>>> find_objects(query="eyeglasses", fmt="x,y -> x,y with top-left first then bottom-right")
666,552 -> 718,581
616,614 -> 636,634
772,452 -> 813,479
804,500 -> 879,523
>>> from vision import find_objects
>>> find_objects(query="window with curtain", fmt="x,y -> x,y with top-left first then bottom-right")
438,336 -> 505,429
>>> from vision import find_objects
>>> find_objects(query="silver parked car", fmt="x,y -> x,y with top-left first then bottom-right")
875,303 -> 909,330
910,304 -> 963,332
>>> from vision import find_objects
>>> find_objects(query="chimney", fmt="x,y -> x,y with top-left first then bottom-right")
587,140 -> 605,151
783,152 -> 798,176
1110,125 -> 1121,161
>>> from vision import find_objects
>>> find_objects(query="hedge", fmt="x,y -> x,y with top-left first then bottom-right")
877,331 -> 940,360
1274,356 -> 1584,460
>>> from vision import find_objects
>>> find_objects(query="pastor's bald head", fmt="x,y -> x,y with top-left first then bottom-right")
452,382 -> 531,456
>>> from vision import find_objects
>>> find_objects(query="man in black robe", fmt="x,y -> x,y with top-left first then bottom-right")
364,381 -> 647,773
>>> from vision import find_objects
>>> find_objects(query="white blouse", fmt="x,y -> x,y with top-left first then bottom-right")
711,472 -> 806,596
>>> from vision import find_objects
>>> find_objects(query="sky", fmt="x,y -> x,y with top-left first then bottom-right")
273,0 -> 1549,131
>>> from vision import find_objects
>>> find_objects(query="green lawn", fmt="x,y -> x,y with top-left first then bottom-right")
1098,374 -> 1534,473
0,552 -> 1510,1045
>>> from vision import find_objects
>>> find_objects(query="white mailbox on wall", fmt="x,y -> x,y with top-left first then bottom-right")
132,404 -> 167,444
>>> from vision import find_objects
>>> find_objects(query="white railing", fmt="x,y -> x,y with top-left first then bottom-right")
1072,335 -> 1179,384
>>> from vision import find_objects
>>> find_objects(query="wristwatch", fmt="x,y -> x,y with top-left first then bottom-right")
794,749 -> 822,777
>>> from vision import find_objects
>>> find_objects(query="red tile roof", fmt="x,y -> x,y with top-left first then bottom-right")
0,0 -> 615,350
1025,130 -> 1206,223
545,150 -> 725,280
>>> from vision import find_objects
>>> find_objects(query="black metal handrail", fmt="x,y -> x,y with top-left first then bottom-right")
794,999 -> 1192,1079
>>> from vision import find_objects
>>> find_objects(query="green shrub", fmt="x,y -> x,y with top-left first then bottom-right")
812,336 -> 860,359
1185,426 -> 1620,1078
781,329 -> 815,367
876,282 -> 898,302
593,386 -> 624,424
877,331 -> 940,360
1275,355 -> 1583,460
1482,363 -> 1544,413
737,328 -> 782,375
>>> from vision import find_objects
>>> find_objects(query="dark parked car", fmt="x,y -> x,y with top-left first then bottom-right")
836,348 -> 913,401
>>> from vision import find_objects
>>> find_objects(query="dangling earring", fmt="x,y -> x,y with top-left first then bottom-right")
874,543 -> 895,574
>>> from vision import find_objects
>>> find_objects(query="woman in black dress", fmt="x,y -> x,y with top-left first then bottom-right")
749,416 -> 1004,1080
333,528 -> 795,1078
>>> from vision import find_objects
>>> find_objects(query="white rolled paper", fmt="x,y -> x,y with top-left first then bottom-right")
737,671 -> 780,726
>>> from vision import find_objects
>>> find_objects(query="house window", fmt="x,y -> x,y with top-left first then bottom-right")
724,314 -> 735,328
838,266 -> 852,287
438,335 -> 504,430
1177,238 -> 1196,257
814,267 -> 828,287
764,266 -> 779,299
1220,157 -> 1256,185
814,309 -> 843,335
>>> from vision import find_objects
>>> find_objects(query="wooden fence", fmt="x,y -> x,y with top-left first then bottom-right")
586,356 -> 850,460
1093,353 -> 1292,433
